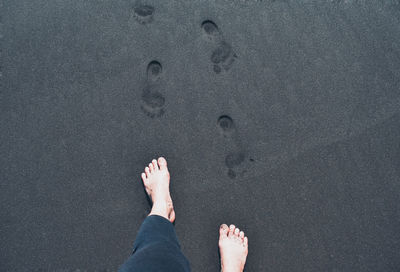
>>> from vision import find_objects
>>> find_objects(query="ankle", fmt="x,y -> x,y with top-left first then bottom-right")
221,264 -> 243,272
149,201 -> 172,220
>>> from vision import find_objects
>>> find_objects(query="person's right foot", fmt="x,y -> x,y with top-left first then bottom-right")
218,224 -> 248,272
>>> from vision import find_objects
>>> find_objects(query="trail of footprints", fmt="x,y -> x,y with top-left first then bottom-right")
135,5 -> 249,177
138,17 -> 236,117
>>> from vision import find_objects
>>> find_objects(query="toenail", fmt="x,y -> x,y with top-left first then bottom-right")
158,157 -> 166,162
220,224 -> 228,231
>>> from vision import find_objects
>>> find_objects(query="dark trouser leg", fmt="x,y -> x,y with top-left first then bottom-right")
119,215 -> 191,272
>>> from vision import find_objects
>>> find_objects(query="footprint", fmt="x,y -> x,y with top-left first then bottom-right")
140,61 -> 165,118
133,4 -> 155,24
217,115 -> 254,178
201,20 -> 237,74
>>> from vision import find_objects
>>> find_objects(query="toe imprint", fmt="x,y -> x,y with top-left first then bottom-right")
147,61 -> 162,82
218,115 -> 235,136
201,20 -> 221,40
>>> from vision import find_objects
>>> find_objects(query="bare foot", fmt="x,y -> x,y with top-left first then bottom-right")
219,224 -> 248,272
141,157 -> 175,222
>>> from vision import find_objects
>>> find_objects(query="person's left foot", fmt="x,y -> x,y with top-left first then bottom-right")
141,157 -> 175,222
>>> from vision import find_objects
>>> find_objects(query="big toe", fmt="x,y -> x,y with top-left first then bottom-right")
158,157 -> 168,171
219,224 -> 229,238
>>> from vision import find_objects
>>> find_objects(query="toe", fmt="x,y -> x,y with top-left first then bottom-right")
229,224 -> 235,236
149,163 -> 153,172
244,236 -> 248,247
141,173 -> 147,182
152,159 -> 159,171
145,167 -> 150,176
158,157 -> 168,170
235,228 -> 240,236
240,231 -> 245,240
219,224 -> 229,237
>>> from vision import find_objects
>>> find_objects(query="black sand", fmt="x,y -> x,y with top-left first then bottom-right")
1,0 -> 400,271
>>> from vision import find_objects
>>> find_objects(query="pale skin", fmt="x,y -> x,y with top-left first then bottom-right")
141,157 -> 248,272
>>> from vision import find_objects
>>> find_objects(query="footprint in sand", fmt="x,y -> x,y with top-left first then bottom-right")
201,20 -> 237,74
133,3 -> 155,24
218,115 -> 254,179
141,61 -> 165,118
